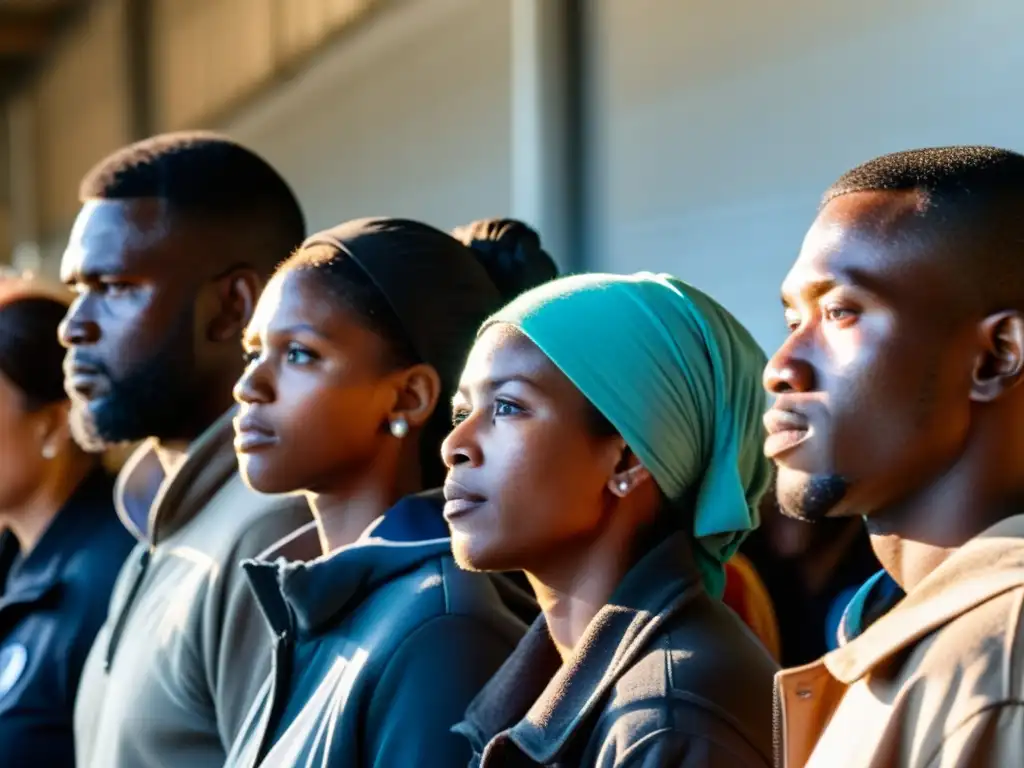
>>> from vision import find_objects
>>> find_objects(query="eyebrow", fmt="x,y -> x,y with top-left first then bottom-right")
244,323 -> 331,345
781,267 -> 889,309
454,373 -> 543,401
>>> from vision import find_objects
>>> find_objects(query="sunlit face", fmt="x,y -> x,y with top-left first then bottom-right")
763,190 -> 978,520
233,269 -> 402,494
441,325 -> 626,572
58,199 -> 201,449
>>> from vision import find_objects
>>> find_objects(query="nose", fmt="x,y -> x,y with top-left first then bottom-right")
441,414 -> 483,469
233,356 -> 273,405
763,337 -> 816,395
58,300 -> 100,348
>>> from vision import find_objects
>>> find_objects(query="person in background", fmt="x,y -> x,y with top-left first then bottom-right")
741,482 -> 877,665
61,132 -> 314,768
224,217 -> 555,767
769,147 -> 1024,767
0,274 -> 134,768
444,272 -> 778,766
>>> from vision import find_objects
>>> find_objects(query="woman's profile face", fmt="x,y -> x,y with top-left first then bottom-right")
232,268 -> 404,494
442,324 -> 625,573
0,372 -> 52,511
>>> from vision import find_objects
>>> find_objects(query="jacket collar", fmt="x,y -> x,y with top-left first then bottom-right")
114,409 -> 239,545
244,491 -> 451,638
456,531 -> 704,764
0,469 -> 115,607
824,513 -> 1024,683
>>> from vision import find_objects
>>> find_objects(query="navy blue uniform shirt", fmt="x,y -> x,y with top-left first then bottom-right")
0,469 -> 135,767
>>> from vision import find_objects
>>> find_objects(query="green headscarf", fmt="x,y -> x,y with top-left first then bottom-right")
484,272 -> 771,598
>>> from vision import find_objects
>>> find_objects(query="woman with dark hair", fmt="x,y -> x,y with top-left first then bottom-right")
0,275 -> 134,766
225,217 -> 556,767
443,272 -> 779,766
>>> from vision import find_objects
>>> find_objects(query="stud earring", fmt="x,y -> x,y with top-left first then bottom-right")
389,416 -> 409,439
616,479 -> 629,494
42,444 -> 56,460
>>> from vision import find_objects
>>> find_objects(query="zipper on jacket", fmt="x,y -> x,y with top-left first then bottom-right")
772,675 -> 782,768
104,547 -> 152,672
252,629 -> 294,767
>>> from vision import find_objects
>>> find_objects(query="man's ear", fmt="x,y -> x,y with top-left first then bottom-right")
206,267 -> 262,343
971,310 -> 1024,402
387,363 -> 443,430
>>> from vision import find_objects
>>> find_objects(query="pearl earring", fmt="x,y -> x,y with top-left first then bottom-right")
389,417 -> 409,439
616,479 -> 629,494
42,444 -> 56,460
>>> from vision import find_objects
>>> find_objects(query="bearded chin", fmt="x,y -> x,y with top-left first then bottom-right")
68,317 -> 198,452
777,473 -> 851,522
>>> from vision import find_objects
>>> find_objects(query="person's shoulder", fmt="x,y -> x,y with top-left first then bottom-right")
919,584 -> 1024,699
193,473 -> 314,560
434,557 -> 535,641
593,595 -> 777,763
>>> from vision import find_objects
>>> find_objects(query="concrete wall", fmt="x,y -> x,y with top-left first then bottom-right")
222,0 -> 513,235
586,0 -> 1024,353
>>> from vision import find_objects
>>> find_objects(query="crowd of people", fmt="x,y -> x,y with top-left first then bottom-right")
0,132 -> 1022,767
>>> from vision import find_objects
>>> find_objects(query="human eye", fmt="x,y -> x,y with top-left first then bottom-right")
783,307 -> 802,332
285,342 -> 318,365
493,398 -> 525,419
822,303 -> 860,326
451,404 -> 471,427
100,279 -> 135,297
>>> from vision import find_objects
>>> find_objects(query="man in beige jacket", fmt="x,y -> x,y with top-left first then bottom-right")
60,132 -> 315,768
764,146 -> 1024,767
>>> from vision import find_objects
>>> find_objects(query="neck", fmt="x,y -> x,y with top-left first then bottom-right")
308,449 -> 423,553
526,527 -> 637,663
866,448 -> 1024,592
0,454 -> 95,556
798,518 -> 864,595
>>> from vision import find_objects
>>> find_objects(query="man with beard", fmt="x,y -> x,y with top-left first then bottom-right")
60,132 -> 314,768
766,146 -> 1024,767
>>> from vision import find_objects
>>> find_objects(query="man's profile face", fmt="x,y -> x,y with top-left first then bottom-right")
763,190 -> 977,521
59,199 -> 200,449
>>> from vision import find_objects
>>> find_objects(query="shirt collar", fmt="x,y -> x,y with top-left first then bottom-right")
825,514 -> 1024,683
456,531 -> 704,764
245,491 -> 451,638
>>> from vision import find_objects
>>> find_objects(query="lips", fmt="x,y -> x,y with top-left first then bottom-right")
763,407 -> 812,459
63,359 -> 108,400
442,479 -> 486,522
233,412 -> 278,453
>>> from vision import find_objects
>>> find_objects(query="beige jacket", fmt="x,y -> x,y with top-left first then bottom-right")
777,515 -> 1024,768
73,410 -> 313,768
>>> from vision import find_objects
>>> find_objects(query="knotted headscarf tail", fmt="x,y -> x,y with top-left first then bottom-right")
483,272 -> 771,598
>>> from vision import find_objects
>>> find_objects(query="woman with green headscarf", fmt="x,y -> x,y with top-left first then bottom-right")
442,272 -> 778,767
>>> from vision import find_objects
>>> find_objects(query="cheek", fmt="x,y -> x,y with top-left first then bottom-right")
830,329 -> 971,475
247,372 -> 390,493
472,426 -> 610,565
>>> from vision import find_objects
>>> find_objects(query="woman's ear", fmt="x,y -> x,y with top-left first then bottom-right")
37,400 -> 72,459
388,363 -> 442,430
607,447 -> 653,498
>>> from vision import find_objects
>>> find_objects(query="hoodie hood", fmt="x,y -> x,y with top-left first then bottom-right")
245,491 -> 456,638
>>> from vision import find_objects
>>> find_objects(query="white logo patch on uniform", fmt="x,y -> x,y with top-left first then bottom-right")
0,644 -> 27,698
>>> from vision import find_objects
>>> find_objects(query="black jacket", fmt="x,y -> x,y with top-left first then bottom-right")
0,469 -> 134,767
456,532 -> 779,767
225,491 -> 536,767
